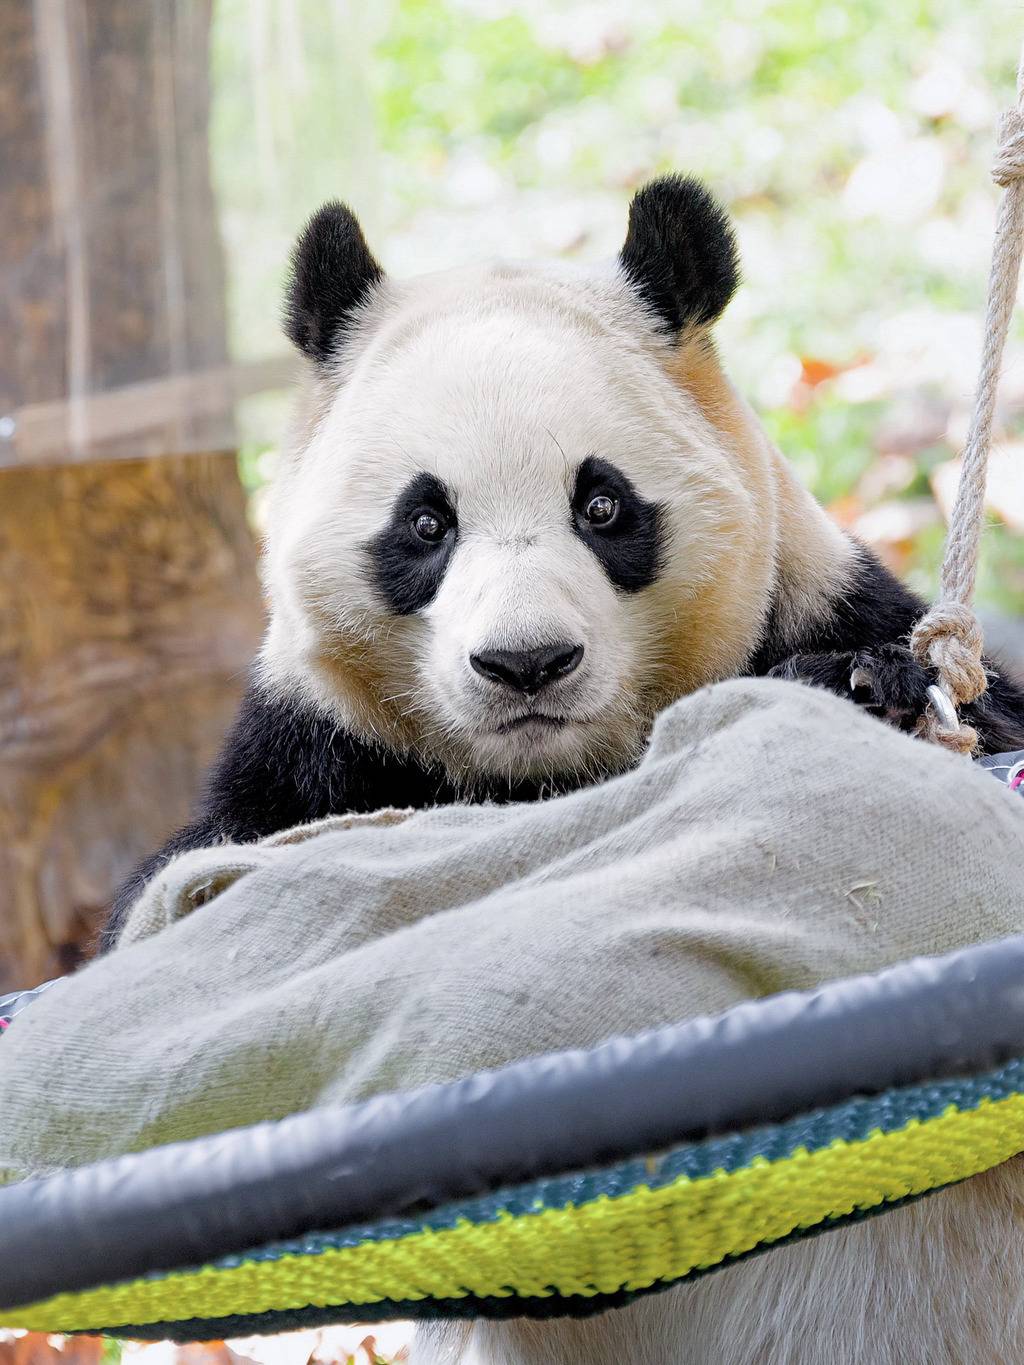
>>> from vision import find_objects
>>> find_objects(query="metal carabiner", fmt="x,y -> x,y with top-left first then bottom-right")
926,683 -> 961,735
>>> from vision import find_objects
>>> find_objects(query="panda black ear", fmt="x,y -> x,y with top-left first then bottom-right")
284,202 -> 385,363
619,176 -> 739,339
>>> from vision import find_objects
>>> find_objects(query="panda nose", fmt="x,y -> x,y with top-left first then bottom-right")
470,642 -> 584,695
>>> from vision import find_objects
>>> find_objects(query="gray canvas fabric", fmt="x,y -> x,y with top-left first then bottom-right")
2,677 -> 1023,1184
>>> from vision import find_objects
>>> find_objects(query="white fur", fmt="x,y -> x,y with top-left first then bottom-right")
259,259 -> 823,786
413,1160 -> 1024,1364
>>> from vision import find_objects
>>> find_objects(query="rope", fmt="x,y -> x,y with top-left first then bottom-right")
910,48 -> 1024,754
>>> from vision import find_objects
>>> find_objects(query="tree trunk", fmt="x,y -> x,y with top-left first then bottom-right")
0,1 -> 263,989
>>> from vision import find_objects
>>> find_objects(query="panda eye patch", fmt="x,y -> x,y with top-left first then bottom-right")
368,472 -> 457,614
571,456 -> 665,593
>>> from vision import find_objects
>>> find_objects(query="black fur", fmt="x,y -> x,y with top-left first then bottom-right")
619,175 -> 739,337
368,472 -> 458,615
571,456 -> 665,592
100,683 -> 545,953
749,541 -> 1024,755
284,202 -> 384,363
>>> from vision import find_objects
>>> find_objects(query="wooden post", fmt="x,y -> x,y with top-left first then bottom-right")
0,1 -> 263,988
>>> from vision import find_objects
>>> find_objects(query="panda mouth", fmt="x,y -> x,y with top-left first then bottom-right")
495,713 -> 573,735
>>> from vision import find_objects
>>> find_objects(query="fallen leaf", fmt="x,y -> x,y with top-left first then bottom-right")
0,1337 -> 103,1365
799,357 -> 842,388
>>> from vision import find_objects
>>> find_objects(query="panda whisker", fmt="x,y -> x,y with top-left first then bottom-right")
380,687 -> 421,705
543,426 -> 571,475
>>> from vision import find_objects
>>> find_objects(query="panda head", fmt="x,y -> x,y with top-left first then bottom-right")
260,177 -> 784,791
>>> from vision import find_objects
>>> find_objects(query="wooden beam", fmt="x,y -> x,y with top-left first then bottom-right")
1,355 -> 297,468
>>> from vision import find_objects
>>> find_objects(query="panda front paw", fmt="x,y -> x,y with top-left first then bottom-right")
768,642 -> 934,733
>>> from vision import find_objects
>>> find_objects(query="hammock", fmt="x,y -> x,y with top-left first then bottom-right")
2,46 -> 1024,1349
3,932 -> 1024,1340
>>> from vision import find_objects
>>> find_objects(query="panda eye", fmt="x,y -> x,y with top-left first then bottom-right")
412,509 -> 448,543
584,493 -> 619,527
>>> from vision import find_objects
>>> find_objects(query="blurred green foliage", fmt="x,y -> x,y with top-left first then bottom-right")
212,0 -> 1024,616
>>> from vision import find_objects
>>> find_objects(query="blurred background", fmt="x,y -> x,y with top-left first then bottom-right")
2,1 -> 1023,1358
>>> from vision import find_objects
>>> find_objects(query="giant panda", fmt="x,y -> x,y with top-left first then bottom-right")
101,175 -> 1024,947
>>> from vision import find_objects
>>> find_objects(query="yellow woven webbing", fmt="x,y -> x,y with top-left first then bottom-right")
8,1090 -> 1024,1335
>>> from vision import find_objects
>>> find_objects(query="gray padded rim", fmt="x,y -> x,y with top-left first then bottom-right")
3,933 -> 1024,1311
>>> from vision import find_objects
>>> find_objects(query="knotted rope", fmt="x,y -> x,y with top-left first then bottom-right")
910,49 -> 1024,754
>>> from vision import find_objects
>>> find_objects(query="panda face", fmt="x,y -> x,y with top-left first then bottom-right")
350,310 -> 677,782
260,179 -> 794,790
